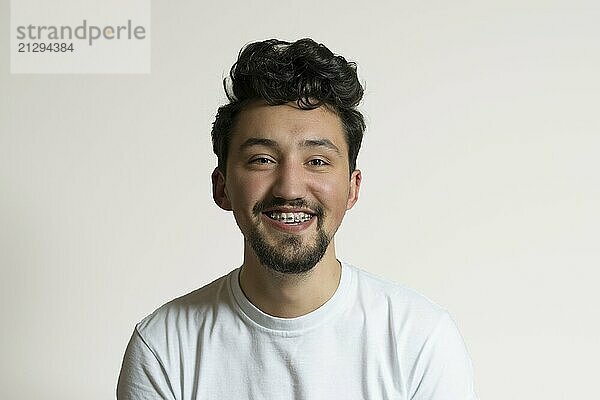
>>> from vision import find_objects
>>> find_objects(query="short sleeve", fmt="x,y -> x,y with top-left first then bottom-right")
409,312 -> 478,400
116,327 -> 177,400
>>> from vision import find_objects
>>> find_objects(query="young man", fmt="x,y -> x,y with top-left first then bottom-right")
117,38 -> 478,399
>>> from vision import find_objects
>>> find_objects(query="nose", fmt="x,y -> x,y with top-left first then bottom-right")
270,161 -> 306,201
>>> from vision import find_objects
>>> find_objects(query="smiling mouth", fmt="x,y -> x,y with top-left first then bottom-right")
264,211 -> 315,224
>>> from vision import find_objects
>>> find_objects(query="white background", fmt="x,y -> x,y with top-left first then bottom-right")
1,0 -> 599,399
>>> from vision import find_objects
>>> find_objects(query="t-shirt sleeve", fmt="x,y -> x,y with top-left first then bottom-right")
409,311 -> 478,400
116,327 -> 176,400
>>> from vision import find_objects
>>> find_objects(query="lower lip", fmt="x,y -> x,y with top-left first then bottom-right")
261,213 -> 316,233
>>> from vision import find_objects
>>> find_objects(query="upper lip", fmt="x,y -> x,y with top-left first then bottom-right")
262,207 -> 316,215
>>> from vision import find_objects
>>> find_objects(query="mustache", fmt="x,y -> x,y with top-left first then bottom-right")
253,198 -> 324,217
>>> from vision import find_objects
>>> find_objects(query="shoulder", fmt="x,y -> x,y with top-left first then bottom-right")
345,262 -> 450,334
347,262 -> 446,313
345,262 -> 476,397
134,271 -> 234,344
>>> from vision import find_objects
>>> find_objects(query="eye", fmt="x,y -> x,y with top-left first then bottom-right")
307,159 -> 329,167
250,157 -> 275,165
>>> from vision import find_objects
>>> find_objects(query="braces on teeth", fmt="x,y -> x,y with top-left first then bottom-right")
268,212 -> 313,223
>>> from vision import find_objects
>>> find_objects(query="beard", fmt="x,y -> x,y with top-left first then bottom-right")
247,199 -> 331,274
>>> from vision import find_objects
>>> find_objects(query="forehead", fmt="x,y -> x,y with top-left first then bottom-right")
230,101 -> 347,153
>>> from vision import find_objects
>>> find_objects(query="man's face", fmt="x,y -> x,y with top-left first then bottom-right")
213,101 -> 361,274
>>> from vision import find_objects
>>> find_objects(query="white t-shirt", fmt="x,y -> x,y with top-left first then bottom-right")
117,262 -> 478,399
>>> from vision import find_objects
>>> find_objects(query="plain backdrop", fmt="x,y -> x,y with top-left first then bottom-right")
1,0 -> 599,399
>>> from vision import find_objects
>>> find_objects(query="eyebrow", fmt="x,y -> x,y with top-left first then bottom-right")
301,139 -> 341,155
239,137 -> 279,151
239,137 -> 341,155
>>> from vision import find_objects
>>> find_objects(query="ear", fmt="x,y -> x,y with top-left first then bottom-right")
212,167 -> 232,211
346,169 -> 361,210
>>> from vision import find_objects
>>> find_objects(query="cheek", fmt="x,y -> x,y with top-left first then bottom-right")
227,174 -> 268,212
311,177 -> 349,220
227,177 -> 265,236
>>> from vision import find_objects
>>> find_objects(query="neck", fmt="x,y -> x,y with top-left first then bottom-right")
238,242 -> 342,318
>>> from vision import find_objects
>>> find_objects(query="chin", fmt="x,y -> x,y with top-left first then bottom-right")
248,227 -> 330,275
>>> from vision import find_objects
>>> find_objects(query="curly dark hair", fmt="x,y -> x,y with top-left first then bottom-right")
211,38 -> 366,174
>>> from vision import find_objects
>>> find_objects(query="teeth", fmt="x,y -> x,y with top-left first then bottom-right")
267,211 -> 313,224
